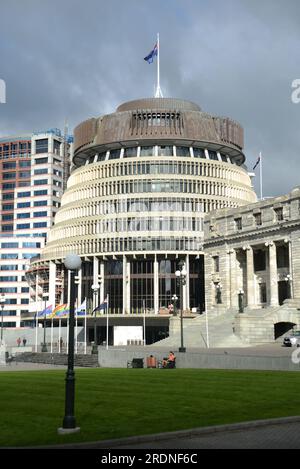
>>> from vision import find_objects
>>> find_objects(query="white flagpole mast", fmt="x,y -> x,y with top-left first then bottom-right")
155,33 -> 163,98
58,318 -> 61,353
259,151 -> 263,200
106,294 -> 109,350
205,298 -> 210,348
143,299 -> 146,346
35,313 -> 38,352
84,297 -> 87,355
50,318 -> 53,353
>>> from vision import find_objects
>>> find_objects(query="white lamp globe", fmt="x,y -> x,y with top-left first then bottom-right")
64,253 -> 82,271
175,270 -> 181,277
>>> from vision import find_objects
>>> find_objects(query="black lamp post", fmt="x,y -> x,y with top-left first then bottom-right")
41,293 -> 48,352
238,289 -> 244,313
58,253 -> 82,434
0,295 -> 5,343
175,260 -> 187,353
91,284 -> 99,354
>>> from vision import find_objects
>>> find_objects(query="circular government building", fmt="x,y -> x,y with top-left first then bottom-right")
29,97 -> 257,344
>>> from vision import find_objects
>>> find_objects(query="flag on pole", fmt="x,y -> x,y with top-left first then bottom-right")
144,43 -> 158,64
92,295 -> 108,314
37,304 -> 53,317
50,303 -> 69,318
253,155 -> 261,170
76,299 -> 86,316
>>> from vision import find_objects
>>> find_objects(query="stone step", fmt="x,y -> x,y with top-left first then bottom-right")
16,352 -> 99,367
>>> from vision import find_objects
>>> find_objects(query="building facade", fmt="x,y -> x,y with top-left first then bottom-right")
204,186 -> 300,343
0,130 -> 72,327
31,97 -> 257,344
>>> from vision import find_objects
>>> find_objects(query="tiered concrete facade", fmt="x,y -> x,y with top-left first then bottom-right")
30,97 -> 257,344
204,186 -> 300,343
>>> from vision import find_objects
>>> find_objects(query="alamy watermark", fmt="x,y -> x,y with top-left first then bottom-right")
0,79 -> 6,103
291,79 -> 300,103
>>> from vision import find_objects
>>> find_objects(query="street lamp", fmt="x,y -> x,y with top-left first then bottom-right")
175,260 -> 187,353
91,284 -> 100,354
41,292 -> 49,352
238,289 -> 244,313
58,253 -> 82,434
0,295 -> 5,344
171,294 -> 178,316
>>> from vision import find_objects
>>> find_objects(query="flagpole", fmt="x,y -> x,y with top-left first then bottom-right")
35,312 -> 38,352
143,299 -> 146,346
84,297 -> 87,355
50,318 -> 53,353
155,33 -> 163,98
205,298 -> 209,348
106,294 -> 109,350
259,151 -> 263,200
59,318 -> 61,353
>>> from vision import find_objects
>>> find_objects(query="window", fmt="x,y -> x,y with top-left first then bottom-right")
33,222 -> 47,228
234,217 -> 242,230
22,242 -> 41,248
2,183 -> 16,190
123,147 -> 137,158
21,287 -> 29,293
1,224 -> 13,231
35,157 -> 48,164
19,160 -> 31,167
2,204 -> 14,210
34,179 -> 48,185
193,147 -> 206,158
17,202 -> 30,208
17,213 -> 30,219
176,146 -> 190,157
1,253 -> 18,259
208,150 -> 218,161
254,213 -> 262,226
2,214 -> 13,221
109,149 -> 120,160
34,200 -> 47,207
21,298 -> 29,304
18,181 -> 31,187
140,146 -> 155,157
158,146 -> 173,156
0,287 -> 17,293
19,171 -> 31,178
17,191 -> 31,198
0,276 -> 18,282
274,207 -> 283,221
3,162 -> 16,169
6,299 -> 17,305
33,211 -> 47,217
16,223 -> 30,229
213,256 -> 220,272
34,190 -> 47,196
277,245 -> 289,268
3,172 -> 16,179
3,193 -> 14,200
1,242 -> 18,248
53,140 -> 61,154
0,265 -> 18,270
34,168 -> 48,175
35,138 -> 48,154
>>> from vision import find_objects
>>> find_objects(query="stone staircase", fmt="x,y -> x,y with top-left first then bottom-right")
152,311 -> 249,348
15,352 -> 99,367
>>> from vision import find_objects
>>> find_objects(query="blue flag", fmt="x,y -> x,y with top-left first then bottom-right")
37,304 -> 53,317
92,296 -> 108,314
144,43 -> 158,64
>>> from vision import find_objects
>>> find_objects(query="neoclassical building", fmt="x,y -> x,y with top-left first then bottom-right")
28,97 -> 257,344
204,186 -> 300,343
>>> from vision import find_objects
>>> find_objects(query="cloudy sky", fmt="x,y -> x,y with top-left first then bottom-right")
0,0 -> 299,198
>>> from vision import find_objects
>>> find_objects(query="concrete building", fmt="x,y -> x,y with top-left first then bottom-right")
30,97 -> 257,345
0,130 -> 72,328
203,186 -> 300,343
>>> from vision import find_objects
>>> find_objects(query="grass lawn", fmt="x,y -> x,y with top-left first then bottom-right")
1,368 -> 300,447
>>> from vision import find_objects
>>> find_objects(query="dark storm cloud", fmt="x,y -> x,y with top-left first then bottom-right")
0,0 -> 299,198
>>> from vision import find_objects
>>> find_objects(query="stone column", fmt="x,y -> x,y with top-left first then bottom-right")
244,245 -> 255,309
267,241 -> 279,307
154,255 -> 159,314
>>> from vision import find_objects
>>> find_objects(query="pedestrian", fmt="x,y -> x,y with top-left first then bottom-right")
17,337 -> 21,347
23,338 -> 27,347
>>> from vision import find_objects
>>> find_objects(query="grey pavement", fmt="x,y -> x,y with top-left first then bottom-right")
45,417 -> 300,450
0,362 -> 68,371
